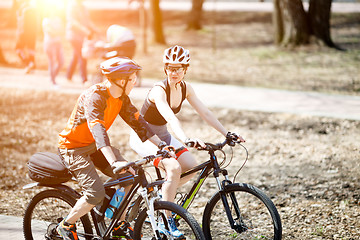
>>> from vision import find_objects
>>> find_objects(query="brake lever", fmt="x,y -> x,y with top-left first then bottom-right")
185,140 -> 208,150
156,148 -> 173,159
185,140 -> 195,148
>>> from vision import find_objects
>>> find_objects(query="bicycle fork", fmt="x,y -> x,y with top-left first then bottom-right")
138,187 -> 165,240
215,173 -> 248,234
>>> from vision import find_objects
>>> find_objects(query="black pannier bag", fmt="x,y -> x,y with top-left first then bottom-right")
27,152 -> 72,184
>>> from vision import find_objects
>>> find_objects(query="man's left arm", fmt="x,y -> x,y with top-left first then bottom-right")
119,96 -> 155,142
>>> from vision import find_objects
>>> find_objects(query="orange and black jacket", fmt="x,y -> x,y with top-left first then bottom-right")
59,83 -> 154,150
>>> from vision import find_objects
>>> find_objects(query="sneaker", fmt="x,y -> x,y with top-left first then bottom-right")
56,219 -> 78,240
52,83 -> 60,90
112,221 -> 134,239
158,217 -> 185,240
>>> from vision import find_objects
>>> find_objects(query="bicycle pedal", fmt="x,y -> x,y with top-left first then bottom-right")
46,223 -> 62,240
110,236 -> 133,240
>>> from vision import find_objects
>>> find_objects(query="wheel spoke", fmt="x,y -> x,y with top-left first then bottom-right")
23,190 -> 93,240
134,201 -> 204,240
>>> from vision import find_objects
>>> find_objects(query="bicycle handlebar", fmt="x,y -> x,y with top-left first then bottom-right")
112,149 -> 173,174
187,136 -> 242,152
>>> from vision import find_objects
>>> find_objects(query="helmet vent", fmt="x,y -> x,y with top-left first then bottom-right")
100,57 -> 142,79
163,45 -> 190,64
111,62 -> 119,67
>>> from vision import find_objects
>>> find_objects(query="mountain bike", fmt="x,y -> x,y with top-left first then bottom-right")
153,136 -> 282,240
23,150 -> 205,240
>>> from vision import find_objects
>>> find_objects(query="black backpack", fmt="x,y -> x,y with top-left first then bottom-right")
27,152 -> 72,184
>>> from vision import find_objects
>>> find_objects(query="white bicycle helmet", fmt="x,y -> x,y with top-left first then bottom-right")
163,45 -> 190,65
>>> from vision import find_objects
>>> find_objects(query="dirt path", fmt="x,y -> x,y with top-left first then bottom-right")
1,66 -> 359,120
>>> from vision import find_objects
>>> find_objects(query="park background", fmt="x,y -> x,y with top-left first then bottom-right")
0,0 -> 359,239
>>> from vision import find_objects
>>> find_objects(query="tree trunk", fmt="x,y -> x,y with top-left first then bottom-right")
139,0 -> 148,53
149,0 -> 166,44
279,0 -> 310,46
187,0 -> 204,30
273,0 -> 284,44
273,0 -> 340,50
308,0 -> 342,49
0,46 -> 6,64
7,0 -> 19,27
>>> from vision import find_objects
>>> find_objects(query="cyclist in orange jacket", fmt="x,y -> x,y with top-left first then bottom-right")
57,57 -> 173,240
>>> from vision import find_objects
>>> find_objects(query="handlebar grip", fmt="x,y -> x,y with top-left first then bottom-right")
113,162 -> 135,174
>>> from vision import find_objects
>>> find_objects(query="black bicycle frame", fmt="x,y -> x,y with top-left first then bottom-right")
155,146 -> 243,232
155,148 -> 223,211
89,167 -> 153,239
179,160 -> 213,210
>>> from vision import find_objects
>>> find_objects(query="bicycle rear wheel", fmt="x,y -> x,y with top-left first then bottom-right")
133,201 -> 205,240
202,183 -> 282,240
23,189 -> 93,240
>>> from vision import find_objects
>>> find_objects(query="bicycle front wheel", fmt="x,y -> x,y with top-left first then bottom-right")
133,200 -> 205,240
202,183 -> 282,240
23,189 -> 93,240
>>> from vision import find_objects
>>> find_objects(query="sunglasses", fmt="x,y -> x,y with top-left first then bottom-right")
165,66 -> 185,73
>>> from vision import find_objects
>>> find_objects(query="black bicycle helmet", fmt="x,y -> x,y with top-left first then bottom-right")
101,57 -> 141,80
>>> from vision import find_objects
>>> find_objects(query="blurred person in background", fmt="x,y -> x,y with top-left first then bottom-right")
65,0 -> 97,84
83,24 -> 138,85
42,0 -> 64,86
15,0 -> 38,74
103,24 -> 136,60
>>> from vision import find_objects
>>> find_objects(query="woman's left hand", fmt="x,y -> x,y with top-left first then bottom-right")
185,138 -> 206,149
227,132 -> 245,143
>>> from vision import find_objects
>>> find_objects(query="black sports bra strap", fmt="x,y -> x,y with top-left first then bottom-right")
155,79 -> 186,108
164,80 -> 171,103
181,81 -> 186,101
153,79 -> 169,101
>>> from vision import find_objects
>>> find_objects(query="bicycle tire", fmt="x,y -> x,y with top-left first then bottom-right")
202,183 -> 282,240
23,189 -> 93,240
133,200 -> 205,240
